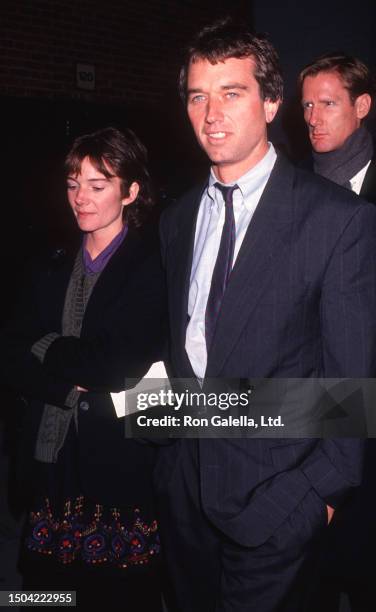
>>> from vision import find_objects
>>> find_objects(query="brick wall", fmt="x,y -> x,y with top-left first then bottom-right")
0,0 -> 251,288
1,0 -> 250,106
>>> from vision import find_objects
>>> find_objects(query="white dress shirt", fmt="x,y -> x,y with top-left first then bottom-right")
185,144 -> 277,379
350,160 -> 371,195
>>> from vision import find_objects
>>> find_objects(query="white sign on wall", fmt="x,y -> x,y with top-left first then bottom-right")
76,63 -> 95,91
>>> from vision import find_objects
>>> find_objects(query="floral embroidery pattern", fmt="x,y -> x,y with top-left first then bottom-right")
26,496 -> 160,568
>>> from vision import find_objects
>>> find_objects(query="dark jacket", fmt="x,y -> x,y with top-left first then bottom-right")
300,154 -> 376,581
0,227 -> 167,507
157,155 -> 376,547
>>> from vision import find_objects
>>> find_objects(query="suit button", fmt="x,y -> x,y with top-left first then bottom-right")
79,400 -> 90,412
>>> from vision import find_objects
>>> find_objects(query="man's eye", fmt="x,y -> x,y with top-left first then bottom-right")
225,92 -> 238,99
302,102 -> 313,110
325,100 -> 335,106
67,184 -> 77,190
190,94 -> 205,103
92,186 -> 104,192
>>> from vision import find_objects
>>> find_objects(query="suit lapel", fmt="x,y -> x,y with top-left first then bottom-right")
82,228 -> 142,334
169,184 -> 206,376
206,156 -> 295,376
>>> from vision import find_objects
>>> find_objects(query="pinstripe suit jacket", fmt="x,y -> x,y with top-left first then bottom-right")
160,154 -> 376,547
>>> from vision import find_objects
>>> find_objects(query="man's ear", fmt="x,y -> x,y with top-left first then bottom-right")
122,181 -> 140,207
264,98 -> 281,124
355,93 -> 371,120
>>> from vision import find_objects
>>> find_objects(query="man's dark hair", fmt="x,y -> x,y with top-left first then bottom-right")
179,17 -> 283,104
65,127 -> 154,228
299,52 -> 375,102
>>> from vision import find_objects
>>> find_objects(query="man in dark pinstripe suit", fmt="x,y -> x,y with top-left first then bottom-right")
155,19 -> 376,612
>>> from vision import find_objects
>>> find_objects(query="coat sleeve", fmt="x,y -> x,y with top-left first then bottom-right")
298,200 -> 376,506
320,200 -> 376,377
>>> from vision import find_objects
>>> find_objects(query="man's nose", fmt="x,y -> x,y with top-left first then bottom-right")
307,106 -> 321,127
205,97 -> 224,123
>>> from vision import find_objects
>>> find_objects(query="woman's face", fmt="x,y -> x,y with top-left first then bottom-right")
67,156 -> 138,239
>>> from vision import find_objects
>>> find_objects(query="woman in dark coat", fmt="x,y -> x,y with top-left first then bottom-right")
1,127 -> 166,610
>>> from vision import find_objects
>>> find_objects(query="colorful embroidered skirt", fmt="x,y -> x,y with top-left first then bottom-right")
22,422 -> 160,573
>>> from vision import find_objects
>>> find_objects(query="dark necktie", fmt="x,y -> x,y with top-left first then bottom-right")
205,183 -> 238,350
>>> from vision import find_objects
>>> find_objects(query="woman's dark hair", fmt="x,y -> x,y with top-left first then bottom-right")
179,17 -> 283,104
65,127 -> 154,228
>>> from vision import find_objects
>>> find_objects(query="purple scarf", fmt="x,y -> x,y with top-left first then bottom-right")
83,224 -> 128,275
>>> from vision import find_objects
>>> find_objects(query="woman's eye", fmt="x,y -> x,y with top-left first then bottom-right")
66,184 -> 77,190
92,186 -> 104,192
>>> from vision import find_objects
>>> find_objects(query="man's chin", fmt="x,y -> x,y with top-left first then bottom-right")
311,140 -> 333,154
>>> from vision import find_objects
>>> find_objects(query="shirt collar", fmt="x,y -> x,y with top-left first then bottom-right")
82,224 -> 128,275
207,143 -> 277,212
350,160 -> 371,195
